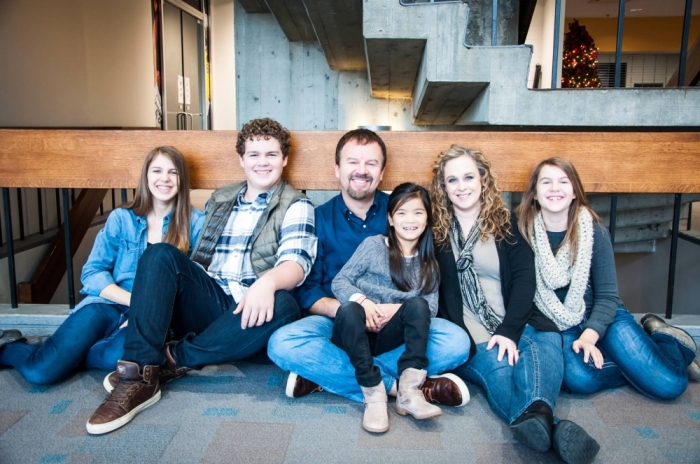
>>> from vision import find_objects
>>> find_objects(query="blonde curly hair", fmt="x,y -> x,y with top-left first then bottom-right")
430,144 -> 512,245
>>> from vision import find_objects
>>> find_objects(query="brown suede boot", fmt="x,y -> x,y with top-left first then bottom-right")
396,368 -> 442,420
87,361 -> 161,435
360,380 -> 389,433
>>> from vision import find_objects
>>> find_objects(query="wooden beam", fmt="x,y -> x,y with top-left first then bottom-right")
18,188 -> 108,304
1,130 -> 700,193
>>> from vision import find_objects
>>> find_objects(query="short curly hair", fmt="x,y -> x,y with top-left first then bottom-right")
236,118 -> 291,157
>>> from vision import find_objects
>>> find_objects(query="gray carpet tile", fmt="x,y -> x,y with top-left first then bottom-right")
1,363 -> 699,463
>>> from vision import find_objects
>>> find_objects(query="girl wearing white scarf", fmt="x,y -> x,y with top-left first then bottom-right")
518,157 -> 697,403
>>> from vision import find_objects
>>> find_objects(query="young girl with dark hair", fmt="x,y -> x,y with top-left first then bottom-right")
331,182 -> 447,433
0,146 -> 204,385
517,156 -> 698,402
433,145 -> 599,464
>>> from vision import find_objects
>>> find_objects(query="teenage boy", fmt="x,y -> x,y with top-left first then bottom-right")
268,129 -> 471,407
87,118 -> 317,434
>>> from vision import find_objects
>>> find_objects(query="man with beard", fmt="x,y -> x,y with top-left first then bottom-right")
268,129 -> 471,408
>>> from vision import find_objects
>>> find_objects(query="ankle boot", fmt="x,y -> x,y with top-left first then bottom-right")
87,361 -> 161,435
360,381 -> 389,433
510,400 -> 554,452
396,368 -> 442,420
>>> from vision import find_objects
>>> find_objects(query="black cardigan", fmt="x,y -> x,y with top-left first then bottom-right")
436,214 -> 557,360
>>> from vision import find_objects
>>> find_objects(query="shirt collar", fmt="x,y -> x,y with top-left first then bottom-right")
237,184 -> 276,206
339,192 -> 381,219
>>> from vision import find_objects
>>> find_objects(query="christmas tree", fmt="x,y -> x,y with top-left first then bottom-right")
561,19 -> 601,88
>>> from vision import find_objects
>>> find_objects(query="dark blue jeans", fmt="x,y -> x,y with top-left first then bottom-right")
562,307 -> 694,400
123,243 -> 300,369
0,303 -> 127,385
454,325 -> 564,424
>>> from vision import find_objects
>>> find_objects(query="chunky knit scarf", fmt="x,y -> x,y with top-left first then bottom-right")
450,217 -> 502,334
531,207 -> 594,331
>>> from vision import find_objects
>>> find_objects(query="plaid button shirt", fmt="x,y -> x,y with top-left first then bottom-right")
206,186 -> 316,302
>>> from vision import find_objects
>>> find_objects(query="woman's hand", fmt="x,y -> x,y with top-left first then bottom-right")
487,335 -> 519,366
572,329 -> 603,369
361,299 -> 385,332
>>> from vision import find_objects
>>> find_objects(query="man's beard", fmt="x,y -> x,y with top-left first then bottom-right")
346,174 -> 375,200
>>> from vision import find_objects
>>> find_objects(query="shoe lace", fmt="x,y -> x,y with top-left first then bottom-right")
106,380 -> 140,404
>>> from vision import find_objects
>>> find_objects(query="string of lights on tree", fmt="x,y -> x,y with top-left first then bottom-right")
561,19 -> 601,88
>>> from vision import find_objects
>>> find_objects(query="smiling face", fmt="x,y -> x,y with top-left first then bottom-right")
388,196 -> 428,255
536,164 -> 576,216
443,155 -> 483,216
240,136 -> 287,198
334,140 -> 384,202
147,154 -> 179,206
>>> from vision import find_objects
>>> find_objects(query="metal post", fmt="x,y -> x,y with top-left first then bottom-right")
609,194 -> 618,245
678,0 -> 693,87
491,0 -> 498,46
614,0 -> 625,88
55,188 -> 62,228
16,188 -> 25,240
62,189 -> 75,309
665,193 -> 682,319
551,0 -> 562,88
37,188 -> 44,234
688,203 -> 693,231
2,188 -> 18,308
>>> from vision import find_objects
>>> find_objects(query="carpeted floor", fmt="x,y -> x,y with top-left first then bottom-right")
1,362 -> 699,464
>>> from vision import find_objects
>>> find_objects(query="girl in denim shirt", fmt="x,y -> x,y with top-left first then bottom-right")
0,146 -> 204,385
518,157 -> 698,402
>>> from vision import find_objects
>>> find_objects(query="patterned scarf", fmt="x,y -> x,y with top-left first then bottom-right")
531,207 -> 594,331
450,217 -> 502,334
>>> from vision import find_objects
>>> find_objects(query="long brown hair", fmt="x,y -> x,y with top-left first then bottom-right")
124,146 -> 192,253
516,157 -> 601,259
387,183 -> 439,295
430,145 -> 511,245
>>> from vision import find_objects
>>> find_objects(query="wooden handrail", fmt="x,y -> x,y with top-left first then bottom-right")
1,130 -> 700,193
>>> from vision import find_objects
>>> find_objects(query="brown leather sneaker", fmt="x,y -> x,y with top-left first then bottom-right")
87,361 -> 161,435
422,373 -> 470,407
103,344 -> 190,393
285,372 -> 322,398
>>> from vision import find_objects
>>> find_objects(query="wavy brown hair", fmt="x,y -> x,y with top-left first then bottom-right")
125,146 -> 192,253
516,157 -> 601,260
430,145 -> 511,245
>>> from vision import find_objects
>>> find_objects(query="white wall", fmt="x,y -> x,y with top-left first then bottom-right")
0,0 -> 154,127
210,0 -> 237,129
526,0 -> 566,89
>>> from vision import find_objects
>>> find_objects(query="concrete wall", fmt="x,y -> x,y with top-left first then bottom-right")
0,0 -> 154,127
233,2 -> 449,131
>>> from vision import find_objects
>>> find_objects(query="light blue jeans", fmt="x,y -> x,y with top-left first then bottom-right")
268,315 -> 471,403
562,307 -> 694,400
454,325 -> 564,424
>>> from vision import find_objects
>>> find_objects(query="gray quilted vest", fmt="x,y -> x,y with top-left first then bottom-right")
190,179 -> 304,277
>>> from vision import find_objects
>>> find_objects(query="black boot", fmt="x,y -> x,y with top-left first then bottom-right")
510,400 -> 554,452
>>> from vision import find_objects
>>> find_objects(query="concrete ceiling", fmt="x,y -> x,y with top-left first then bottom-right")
566,0 -> 700,18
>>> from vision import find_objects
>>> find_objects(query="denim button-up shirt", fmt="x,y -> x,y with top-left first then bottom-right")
75,207 -> 205,311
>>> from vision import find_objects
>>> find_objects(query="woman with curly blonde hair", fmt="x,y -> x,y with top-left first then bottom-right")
431,145 -> 598,464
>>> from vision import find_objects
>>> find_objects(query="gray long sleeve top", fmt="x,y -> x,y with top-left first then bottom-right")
331,235 -> 439,317
548,222 -> 623,339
